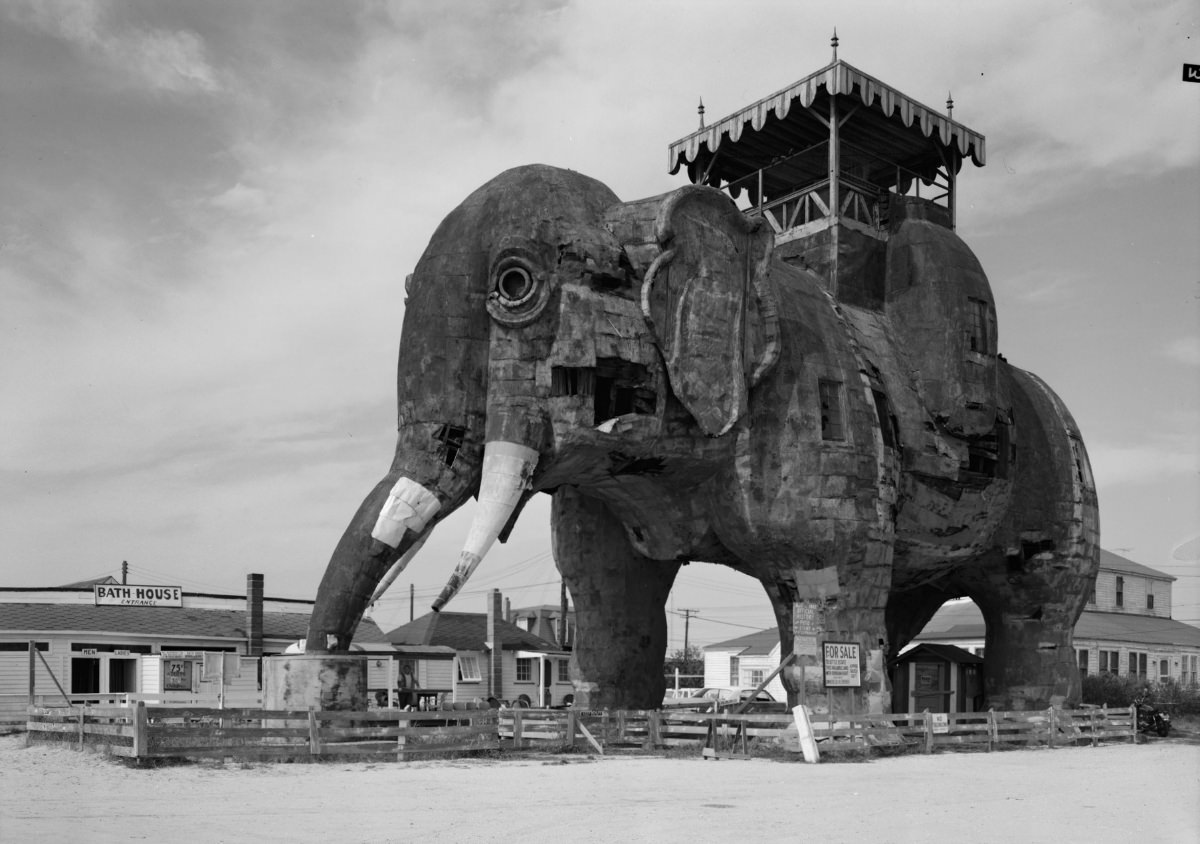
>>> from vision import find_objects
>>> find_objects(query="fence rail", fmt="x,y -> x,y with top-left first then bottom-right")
25,703 -> 1137,763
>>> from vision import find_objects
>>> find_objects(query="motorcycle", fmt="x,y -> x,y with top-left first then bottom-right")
1133,690 -> 1171,738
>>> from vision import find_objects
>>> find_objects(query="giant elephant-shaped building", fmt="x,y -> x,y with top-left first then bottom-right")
305,57 -> 1099,714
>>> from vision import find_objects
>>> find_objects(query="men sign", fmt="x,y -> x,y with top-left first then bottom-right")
822,641 -> 862,688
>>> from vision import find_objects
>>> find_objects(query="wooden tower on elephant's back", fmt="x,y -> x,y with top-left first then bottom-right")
667,34 -> 986,310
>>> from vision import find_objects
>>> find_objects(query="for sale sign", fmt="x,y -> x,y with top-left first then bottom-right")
822,641 -> 862,687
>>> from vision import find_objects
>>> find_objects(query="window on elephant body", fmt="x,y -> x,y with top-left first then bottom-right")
818,380 -> 845,441
967,298 -> 991,355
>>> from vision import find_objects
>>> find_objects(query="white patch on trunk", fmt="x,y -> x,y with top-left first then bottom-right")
370,478 -> 441,548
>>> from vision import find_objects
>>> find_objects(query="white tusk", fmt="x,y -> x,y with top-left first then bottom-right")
370,477 -> 441,548
431,440 -> 538,610
368,532 -> 430,608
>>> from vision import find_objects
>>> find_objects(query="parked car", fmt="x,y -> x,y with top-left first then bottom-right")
662,686 -> 783,713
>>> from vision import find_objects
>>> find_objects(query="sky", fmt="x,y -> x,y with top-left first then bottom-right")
2,0 -> 1197,652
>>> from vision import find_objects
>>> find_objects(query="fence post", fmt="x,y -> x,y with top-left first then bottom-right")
566,709 -> 577,750
987,709 -> 996,752
922,709 -> 933,754
1128,704 -> 1136,744
132,701 -> 148,759
308,708 -> 320,755
77,707 -> 86,750
513,709 -> 524,749
647,711 -> 662,749
1047,707 -> 1057,748
1090,708 -> 1098,747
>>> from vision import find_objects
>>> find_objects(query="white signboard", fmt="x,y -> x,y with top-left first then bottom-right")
932,712 -> 949,734
94,584 -> 182,607
822,642 -> 862,688
792,602 -> 823,657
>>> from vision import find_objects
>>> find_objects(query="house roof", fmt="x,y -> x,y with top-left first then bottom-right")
705,627 -> 780,656
385,611 -> 563,653
0,602 -> 388,646
895,643 -> 983,665
914,602 -> 1200,649
1099,549 -> 1175,581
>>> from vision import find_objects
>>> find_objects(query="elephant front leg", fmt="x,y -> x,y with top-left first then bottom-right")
551,487 -> 681,710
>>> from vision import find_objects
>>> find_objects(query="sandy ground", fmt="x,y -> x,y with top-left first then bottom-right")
0,735 -> 1196,844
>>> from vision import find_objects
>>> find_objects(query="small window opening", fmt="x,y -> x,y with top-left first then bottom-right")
871,390 -> 899,449
551,366 -> 596,397
819,380 -> 845,441
593,358 -> 653,424
1147,592 -> 1155,610
435,424 -> 467,467
1115,576 -> 1124,608
1021,538 -> 1055,560
967,298 -> 991,355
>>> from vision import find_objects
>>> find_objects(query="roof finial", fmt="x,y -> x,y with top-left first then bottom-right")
698,97 -> 706,129
831,29 -> 839,63
946,92 -> 954,119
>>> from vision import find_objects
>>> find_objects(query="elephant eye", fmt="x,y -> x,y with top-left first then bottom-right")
496,266 -> 535,305
487,253 -> 550,327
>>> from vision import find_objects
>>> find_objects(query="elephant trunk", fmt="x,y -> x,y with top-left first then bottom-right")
305,422 -> 481,653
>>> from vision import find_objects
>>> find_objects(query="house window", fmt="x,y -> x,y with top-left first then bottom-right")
1099,650 -> 1119,675
818,380 -> 845,441
1077,649 -> 1088,677
748,669 -> 765,687
1128,651 -> 1147,679
1159,659 -> 1169,681
457,656 -> 481,682
558,659 -> 570,683
729,656 -> 740,685
1088,584 -> 1096,605
1115,577 -> 1124,608
967,298 -> 991,354
516,657 -> 533,683
1147,592 -> 1155,611
1191,656 -> 1198,685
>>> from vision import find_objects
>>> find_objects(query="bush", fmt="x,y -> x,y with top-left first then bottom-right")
1081,674 -> 1200,716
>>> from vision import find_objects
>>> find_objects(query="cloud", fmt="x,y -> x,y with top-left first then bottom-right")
12,0 -> 219,93
1088,436 -> 1200,488
1163,336 -> 1200,367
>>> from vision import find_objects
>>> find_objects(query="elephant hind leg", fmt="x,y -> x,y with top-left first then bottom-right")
552,487 -> 681,710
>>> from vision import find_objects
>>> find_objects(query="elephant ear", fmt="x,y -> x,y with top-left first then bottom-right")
642,185 -> 778,437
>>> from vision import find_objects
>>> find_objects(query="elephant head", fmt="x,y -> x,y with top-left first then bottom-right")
306,165 -> 780,651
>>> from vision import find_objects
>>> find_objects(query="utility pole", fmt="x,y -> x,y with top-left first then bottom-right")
679,609 -> 699,657
121,561 -> 128,584
409,583 -> 414,622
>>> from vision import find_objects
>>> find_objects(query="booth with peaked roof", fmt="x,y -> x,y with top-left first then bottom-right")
667,34 -> 985,310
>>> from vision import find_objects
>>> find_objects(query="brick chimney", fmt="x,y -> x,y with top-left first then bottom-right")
246,573 -> 264,657
487,589 -> 503,699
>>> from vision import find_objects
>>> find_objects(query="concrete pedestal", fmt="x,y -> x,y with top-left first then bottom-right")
262,654 -> 368,711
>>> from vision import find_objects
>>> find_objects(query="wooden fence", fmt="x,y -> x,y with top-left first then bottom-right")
24,703 -> 1136,763
25,703 -> 499,761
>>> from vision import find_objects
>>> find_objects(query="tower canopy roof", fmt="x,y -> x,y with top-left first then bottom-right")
668,59 -> 985,199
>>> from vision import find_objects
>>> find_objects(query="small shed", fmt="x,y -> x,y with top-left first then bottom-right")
890,643 -> 984,714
